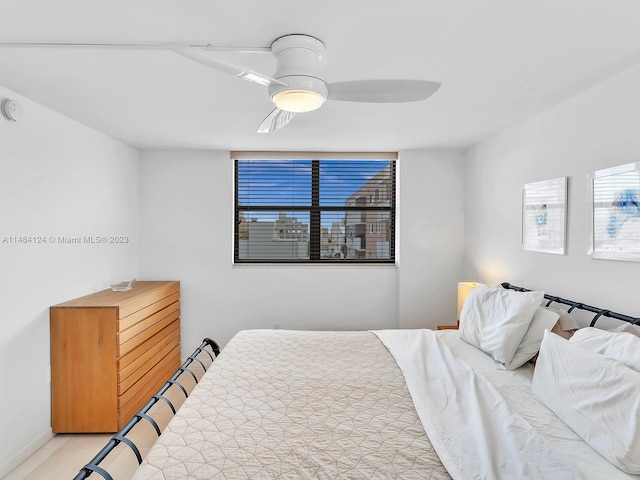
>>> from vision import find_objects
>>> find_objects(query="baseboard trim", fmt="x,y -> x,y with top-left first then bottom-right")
0,429 -> 54,478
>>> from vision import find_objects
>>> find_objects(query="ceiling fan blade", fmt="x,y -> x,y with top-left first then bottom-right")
165,43 -> 286,87
257,108 -> 296,133
327,79 -> 441,103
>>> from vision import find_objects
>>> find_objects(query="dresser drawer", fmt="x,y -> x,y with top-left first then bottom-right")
118,282 -> 180,319
118,306 -> 180,356
117,346 -> 181,426
118,321 -> 180,382
118,344 -> 180,409
118,292 -> 180,332
118,322 -> 180,395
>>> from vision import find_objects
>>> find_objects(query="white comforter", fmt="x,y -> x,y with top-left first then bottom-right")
374,329 -> 638,480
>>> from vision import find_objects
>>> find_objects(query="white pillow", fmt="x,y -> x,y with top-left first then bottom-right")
459,284 -> 544,365
609,323 -> 640,338
500,306 -> 559,370
533,331 -> 640,474
570,327 -> 640,372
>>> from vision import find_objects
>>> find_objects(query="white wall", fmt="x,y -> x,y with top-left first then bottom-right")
397,150 -> 465,328
0,86 -> 139,476
464,63 -> 640,316
139,149 -> 465,351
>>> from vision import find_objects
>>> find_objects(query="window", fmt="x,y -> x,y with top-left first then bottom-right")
233,152 -> 396,263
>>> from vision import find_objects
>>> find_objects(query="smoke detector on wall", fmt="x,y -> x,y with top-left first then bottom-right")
1,99 -> 22,122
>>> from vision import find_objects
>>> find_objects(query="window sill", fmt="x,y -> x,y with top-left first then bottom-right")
232,262 -> 398,268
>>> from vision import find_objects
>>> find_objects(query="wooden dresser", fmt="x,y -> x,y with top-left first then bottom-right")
50,281 -> 181,433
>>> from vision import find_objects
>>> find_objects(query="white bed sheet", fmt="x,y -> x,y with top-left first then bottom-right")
374,329 -> 638,480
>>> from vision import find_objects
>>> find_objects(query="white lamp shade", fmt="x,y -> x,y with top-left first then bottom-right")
458,282 -> 482,319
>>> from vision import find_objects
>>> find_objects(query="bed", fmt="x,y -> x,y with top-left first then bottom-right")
76,283 -> 640,479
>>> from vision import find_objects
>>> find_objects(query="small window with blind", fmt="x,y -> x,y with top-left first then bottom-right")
233,152 -> 397,264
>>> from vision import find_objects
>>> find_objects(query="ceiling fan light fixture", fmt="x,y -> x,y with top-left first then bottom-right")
273,89 -> 325,112
269,75 -> 328,113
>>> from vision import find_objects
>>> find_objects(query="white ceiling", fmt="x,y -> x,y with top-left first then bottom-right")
1,0 -> 640,151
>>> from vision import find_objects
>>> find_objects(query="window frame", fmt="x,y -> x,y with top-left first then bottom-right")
232,151 -> 397,265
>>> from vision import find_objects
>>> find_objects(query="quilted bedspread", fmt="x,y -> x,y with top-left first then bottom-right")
132,329 -> 451,479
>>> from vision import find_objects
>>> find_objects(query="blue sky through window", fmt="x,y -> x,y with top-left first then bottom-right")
237,159 -> 390,208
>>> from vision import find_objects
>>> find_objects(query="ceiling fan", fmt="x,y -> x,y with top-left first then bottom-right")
167,34 -> 441,133
0,34 -> 441,133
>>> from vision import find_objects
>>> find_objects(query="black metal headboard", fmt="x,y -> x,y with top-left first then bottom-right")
501,282 -> 640,328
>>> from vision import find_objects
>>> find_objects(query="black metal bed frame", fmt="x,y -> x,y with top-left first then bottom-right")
501,282 -> 640,327
72,337 -> 220,480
